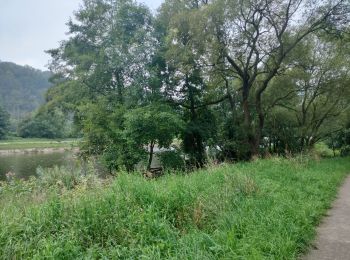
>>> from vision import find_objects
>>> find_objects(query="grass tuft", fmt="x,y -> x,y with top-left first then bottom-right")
0,157 -> 349,259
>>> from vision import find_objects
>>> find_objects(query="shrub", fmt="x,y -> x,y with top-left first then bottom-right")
159,150 -> 186,171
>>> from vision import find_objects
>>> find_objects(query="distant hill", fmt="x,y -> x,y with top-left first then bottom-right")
0,61 -> 51,127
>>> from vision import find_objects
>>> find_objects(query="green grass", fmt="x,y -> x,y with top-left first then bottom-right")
0,157 -> 349,259
0,138 -> 79,150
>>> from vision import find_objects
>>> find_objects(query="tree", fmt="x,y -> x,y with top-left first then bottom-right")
157,0 -> 223,166
264,36 -> 350,152
0,105 -> 10,139
43,0 -> 350,170
331,120 -> 350,156
78,99 -> 141,172
78,102 -> 183,172
46,0 -> 165,170
124,104 -> 184,170
47,0 -> 155,105
172,0 -> 350,157
17,108 -> 68,139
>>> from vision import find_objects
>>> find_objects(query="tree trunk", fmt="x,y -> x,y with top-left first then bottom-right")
242,82 -> 258,157
147,141 -> 155,171
226,81 -> 237,130
331,137 -> 336,157
185,75 -> 205,167
115,71 -> 124,104
254,93 -> 265,156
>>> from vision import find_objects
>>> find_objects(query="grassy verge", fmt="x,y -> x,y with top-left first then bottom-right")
0,157 -> 349,259
0,138 -> 79,150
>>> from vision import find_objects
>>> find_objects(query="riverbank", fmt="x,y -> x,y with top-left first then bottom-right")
0,147 -> 79,155
0,138 -> 79,151
1,156 -> 349,259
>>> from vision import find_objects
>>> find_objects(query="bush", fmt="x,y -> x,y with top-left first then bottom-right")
36,163 -> 100,190
313,142 -> 335,158
159,150 -> 186,171
17,109 -> 69,139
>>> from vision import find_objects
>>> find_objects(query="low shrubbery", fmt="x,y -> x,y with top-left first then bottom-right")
0,157 -> 349,259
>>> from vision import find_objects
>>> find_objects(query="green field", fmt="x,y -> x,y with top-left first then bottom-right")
0,157 -> 349,259
0,138 -> 79,150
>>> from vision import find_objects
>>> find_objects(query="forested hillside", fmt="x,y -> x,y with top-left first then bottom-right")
0,61 -> 51,126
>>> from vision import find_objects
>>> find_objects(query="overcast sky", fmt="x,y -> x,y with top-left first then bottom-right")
0,0 -> 163,70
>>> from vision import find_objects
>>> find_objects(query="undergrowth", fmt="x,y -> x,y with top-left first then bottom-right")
0,157 -> 349,259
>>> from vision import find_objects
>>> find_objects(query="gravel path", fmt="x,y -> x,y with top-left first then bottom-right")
304,176 -> 350,260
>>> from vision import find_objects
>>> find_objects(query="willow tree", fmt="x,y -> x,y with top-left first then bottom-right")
265,36 -> 350,151
178,0 -> 350,156
157,0 -> 219,166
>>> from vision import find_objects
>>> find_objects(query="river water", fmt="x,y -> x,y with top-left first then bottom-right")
0,151 -> 74,181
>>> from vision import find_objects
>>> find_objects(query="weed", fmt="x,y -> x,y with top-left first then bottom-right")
0,157 -> 349,259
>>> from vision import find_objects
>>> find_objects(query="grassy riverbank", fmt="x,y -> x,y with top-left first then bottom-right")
0,157 -> 349,259
0,138 -> 78,150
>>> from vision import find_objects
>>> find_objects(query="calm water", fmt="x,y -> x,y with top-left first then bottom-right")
0,152 -> 75,181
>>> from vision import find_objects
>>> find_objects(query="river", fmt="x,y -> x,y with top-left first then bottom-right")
0,151 -> 75,181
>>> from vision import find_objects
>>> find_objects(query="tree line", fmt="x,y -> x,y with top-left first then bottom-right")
37,0 -> 349,171
0,61 -> 52,130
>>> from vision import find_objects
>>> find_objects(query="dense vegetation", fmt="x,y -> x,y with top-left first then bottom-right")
1,157 -> 349,258
0,106 -> 10,140
39,0 -> 350,171
0,61 -> 51,129
17,108 -> 73,139
0,61 -> 75,139
1,1 -> 349,258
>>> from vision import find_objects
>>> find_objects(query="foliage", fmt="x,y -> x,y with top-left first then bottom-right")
78,100 -> 136,171
17,109 -> 69,139
0,105 -> 10,140
0,62 -> 51,128
124,104 -> 184,169
264,37 -> 350,153
313,143 -> 336,158
159,150 -> 186,171
35,163 -> 100,191
78,101 -> 184,171
0,157 -> 349,258
329,119 -> 350,156
42,0 -> 350,169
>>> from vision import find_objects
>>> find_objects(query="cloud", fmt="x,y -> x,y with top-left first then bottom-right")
0,0 -> 163,70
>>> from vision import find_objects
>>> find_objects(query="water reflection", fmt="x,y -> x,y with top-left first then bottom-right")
0,151 -> 75,181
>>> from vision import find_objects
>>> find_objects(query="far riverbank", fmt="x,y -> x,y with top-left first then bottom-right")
0,138 -> 79,151
0,147 -> 79,156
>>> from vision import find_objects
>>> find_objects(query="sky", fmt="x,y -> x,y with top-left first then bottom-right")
0,0 -> 163,71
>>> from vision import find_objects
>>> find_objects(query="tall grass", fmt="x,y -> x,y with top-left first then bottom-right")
0,157 -> 349,259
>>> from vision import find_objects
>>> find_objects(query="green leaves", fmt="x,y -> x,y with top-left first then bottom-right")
43,0 -> 350,167
124,104 -> 184,149
49,0 -> 155,101
17,109 -> 68,139
0,105 -> 10,140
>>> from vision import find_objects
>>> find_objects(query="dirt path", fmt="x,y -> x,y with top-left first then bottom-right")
304,176 -> 350,260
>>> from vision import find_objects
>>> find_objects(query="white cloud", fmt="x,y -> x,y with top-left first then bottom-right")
0,0 -> 163,70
